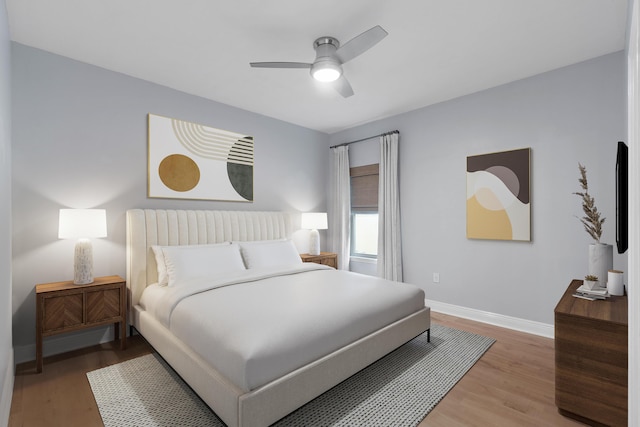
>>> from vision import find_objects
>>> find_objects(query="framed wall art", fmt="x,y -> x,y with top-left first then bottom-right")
466,148 -> 531,241
148,114 -> 253,202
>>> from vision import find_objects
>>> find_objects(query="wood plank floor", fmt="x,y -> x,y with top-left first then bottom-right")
9,313 -> 585,426
421,313 -> 582,427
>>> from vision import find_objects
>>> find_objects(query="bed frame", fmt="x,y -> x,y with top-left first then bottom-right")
126,209 -> 430,427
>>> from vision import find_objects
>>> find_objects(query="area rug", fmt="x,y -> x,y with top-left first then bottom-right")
87,324 -> 495,427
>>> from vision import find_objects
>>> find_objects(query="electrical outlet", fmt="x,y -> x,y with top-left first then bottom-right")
433,273 -> 440,283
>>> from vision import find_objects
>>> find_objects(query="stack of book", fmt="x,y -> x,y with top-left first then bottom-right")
573,284 -> 609,301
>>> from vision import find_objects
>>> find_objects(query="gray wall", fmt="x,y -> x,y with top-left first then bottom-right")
329,52 -> 627,325
0,0 -> 13,423
11,44 -> 329,361
9,41 -> 627,361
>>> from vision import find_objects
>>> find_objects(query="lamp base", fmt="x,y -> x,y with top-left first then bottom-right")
74,238 -> 94,285
309,229 -> 320,256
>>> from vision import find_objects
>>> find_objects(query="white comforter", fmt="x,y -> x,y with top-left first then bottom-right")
148,263 -> 425,392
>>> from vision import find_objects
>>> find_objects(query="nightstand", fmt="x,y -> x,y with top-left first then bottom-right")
35,275 -> 127,373
300,252 -> 338,269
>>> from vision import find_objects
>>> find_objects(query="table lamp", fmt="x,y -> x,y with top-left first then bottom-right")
301,212 -> 328,256
58,209 -> 107,284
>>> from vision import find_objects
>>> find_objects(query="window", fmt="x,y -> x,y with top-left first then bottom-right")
351,212 -> 378,257
350,164 -> 379,258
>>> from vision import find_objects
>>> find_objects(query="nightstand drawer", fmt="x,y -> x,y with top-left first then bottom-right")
86,287 -> 123,324
319,257 -> 337,268
300,252 -> 338,269
42,293 -> 83,332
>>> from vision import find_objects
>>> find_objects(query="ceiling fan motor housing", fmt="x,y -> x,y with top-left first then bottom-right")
311,37 -> 342,81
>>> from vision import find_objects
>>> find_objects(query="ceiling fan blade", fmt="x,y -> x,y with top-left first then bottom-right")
332,75 -> 354,98
335,25 -> 388,64
250,62 -> 312,69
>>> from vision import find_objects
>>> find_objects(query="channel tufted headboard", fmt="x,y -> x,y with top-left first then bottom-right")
126,209 -> 293,308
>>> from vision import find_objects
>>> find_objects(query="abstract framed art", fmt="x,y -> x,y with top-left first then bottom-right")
466,148 -> 531,241
148,114 -> 254,202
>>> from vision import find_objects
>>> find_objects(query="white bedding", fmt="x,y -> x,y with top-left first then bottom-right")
142,263 -> 425,392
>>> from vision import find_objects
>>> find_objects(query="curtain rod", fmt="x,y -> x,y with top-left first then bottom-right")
329,130 -> 399,149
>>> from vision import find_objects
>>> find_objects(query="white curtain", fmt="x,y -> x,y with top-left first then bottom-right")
329,146 -> 351,270
377,132 -> 402,281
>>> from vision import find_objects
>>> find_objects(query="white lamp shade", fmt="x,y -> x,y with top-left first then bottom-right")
58,209 -> 107,239
301,212 -> 328,230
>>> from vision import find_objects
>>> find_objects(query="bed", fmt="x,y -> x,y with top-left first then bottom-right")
126,209 -> 430,427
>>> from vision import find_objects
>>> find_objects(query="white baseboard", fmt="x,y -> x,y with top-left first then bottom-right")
14,326 -> 115,365
425,299 -> 554,339
0,350 -> 14,427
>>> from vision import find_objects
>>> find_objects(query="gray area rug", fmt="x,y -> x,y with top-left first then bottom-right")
87,324 -> 495,427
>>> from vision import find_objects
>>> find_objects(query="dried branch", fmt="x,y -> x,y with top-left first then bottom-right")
573,163 -> 605,243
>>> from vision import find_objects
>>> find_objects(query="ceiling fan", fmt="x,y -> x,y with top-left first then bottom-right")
250,25 -> 388,98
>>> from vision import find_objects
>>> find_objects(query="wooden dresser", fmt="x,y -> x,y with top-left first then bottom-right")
554,279 -> 627,426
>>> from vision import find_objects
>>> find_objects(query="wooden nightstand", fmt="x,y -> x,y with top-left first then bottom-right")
300,252 -> 338,269
35,275 -> 127,373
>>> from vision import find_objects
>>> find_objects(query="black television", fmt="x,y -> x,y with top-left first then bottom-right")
616,141 -> 628,254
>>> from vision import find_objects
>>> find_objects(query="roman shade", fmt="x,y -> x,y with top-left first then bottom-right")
350,164 -> 379,210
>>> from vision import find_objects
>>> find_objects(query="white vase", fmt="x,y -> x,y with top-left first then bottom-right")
588,243 -> 613,287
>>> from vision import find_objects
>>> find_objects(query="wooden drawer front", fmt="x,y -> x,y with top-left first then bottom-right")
556,375 -> 627,426
42,293 -> 83,332
555,314 -> 627,426
86,288 -> 122,324
302,253 -> 338,269
320,257 -> 337,268
555,315 -> 627,384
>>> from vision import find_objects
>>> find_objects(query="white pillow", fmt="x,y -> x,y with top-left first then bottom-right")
151,245 -> 170,286
152,243 -> 230,286
239,239 -> 302,269
160,243 -> 246,287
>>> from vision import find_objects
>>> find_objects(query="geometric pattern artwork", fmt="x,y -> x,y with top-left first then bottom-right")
148,114 -> 254,202
467,148 -> 531,241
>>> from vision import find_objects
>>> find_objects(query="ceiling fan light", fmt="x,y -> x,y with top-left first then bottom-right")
313,68 -> 340,82
311,62 -> 342,82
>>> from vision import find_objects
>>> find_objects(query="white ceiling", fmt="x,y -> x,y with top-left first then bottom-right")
6,0 -> 629,134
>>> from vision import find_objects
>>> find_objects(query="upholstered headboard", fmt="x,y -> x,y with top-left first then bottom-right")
126,209 -> 293,307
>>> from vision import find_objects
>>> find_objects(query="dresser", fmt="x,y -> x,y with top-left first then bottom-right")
554,279 -> 627,426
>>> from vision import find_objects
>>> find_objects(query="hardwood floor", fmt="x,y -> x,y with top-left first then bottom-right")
9,313 -> 585,427
10,336 -> 151,427
421,313 -> 582,427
